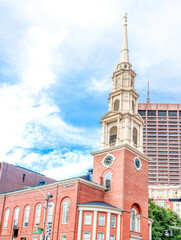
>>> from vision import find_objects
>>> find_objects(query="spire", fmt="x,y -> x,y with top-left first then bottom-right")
120,13 -> 129,63
146,81 -> 150,103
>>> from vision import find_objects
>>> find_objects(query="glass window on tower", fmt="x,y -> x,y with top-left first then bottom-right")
133,128 -> 138,145
138,110 -> 146,116
158,110 -> 167,116
169,111 -> 177,116
148,110 -> 156,116
109,126 -> 117,146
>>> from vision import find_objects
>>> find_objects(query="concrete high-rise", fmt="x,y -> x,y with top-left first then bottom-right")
138,103 -> 181,185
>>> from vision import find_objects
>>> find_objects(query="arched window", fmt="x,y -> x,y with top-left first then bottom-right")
109,126 -> 117,146
131,78 -> 133,87
130,208 -> 140,232
35,204 -> 41,226
3,208 -> 9,229
133,127 -> 138,145
114,100 -> 119,111
13,207 -> 19,227
132,100 -> 135,113
47,202 -> 54,225
62,199 -> 70,224
104,172 -> 112,190
23,205 -> 30,227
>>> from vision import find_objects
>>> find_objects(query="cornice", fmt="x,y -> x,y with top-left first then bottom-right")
78,205 -> 123,215
91,143 -> 151,162
0,178 -> 106,198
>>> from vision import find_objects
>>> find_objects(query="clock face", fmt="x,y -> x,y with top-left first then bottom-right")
102,154 -> 115,168
134,157 -> 142,171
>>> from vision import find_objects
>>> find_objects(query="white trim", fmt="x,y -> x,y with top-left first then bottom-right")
106,212 -> 111,240
78,206 -> 122,215
92,211 -> 97,240
77,210 -> 83,240
91,144 -> 150,162
116,214 -> 121,240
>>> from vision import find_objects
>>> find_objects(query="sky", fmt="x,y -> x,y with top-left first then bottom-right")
0,0 -> 181,180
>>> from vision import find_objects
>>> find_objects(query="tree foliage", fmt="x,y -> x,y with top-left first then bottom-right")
149,199 -> 181,240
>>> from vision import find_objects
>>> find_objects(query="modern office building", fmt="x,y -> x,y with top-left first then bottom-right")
138,103 -> 181,185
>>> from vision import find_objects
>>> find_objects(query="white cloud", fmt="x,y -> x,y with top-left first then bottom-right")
0,0 -> 181,179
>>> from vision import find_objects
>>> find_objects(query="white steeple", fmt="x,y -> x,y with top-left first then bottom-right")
100,14 -> 144,152
120,14 -> 129,63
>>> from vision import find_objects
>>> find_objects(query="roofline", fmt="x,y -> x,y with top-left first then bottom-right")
78,204 -> 123,214
0,178 -> 106,197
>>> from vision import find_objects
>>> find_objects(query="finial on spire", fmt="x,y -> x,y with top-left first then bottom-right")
122,13 -> 128,24
120,13 -> 129,63
146,81 -> 150,103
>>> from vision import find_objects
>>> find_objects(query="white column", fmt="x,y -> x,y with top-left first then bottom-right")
116,214 -> 121,240
77,210 -> 83,240
148,222 -> 152,240
131,119 -> 133,145
117,117 -> 120,144
106,212 -> 111,240
92,211 -> 97,240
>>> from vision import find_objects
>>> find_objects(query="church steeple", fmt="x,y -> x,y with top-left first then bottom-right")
120,13 -> 129,64
100,15 -> 144,152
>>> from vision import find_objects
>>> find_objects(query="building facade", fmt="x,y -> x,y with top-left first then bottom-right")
0,162 -> 56,194
138,103 -> 181,185
0,18 -> 152,240
148,184 -> 181,218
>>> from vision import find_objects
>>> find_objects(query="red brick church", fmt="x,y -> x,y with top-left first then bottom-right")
0,16 -> 152,240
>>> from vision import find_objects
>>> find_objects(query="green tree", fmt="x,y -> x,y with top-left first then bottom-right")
149,199 -> 181,240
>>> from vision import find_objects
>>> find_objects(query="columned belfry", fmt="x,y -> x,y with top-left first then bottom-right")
100,14 -> 144,152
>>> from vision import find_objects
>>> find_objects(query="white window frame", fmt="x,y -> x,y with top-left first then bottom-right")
47,202 -> 54,225
110,216 -> 116,227
156,200 -> 166,208
3,208 -> 10,229
62,199 -> 70,224
130,208 -> 140,233
110,234 -> 115,240
13,207 -> 19,227
98,215 -> 105,226
104,172 -> 112,190
35,204 -> 41,226
83,232 -> 91,240
32,237 -> 38,240
60,235 -> 66,240
84,214 -> 92,225
97,233 -> 104,240
23,205 -> 30,227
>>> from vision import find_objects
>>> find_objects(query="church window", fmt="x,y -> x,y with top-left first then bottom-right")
114,100 -> 119,111
110,235 -> 115,240
13,207 -> 19,227
61,235 -> 66,240
130,208 -> 140,232
47,202 -> 54,225
35,204 -> 41,226
62,199 -> 70,224
109,126 -> 117,146
23,205 -> 30,227
133,127 -> 138,145
84,214 -> 92,225
83,232 -> 91,240
98,214 -> 105,226
3,208 -> 9,229
97,233 -> 104,240
111,216 -> 116,227
104,172 -> 112,190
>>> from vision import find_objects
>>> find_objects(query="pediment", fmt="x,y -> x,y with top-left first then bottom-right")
101,111 -> 122,120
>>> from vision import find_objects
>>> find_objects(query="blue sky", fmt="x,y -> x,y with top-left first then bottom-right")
0,0 -> 181,180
